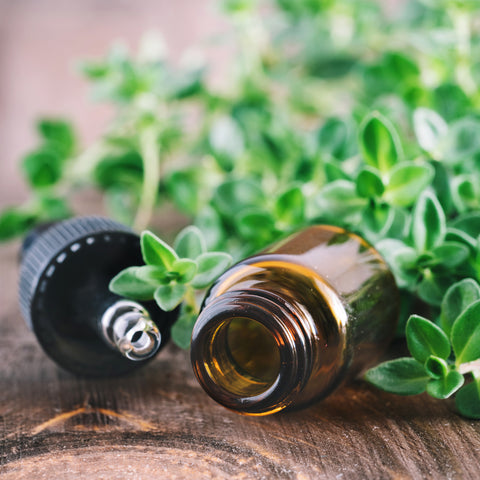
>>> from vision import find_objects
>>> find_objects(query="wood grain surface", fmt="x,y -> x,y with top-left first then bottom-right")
1,238 -> 480,479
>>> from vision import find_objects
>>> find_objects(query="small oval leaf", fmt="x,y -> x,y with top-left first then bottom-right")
451,300 -> 480,365
109,267 -> 156,301
406,315 -> 451,363
191,252 -> 233,289
364,358 -> 430,395
141,231 -> 178,268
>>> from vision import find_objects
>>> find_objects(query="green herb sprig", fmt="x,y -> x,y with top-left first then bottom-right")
109,226 -> 232,349
366,278 -> 480,419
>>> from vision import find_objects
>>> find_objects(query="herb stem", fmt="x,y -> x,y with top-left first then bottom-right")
451,7 -> 476,96
184,286 -> 199,314
134,126 -> 160,232
458,359 -> 480,376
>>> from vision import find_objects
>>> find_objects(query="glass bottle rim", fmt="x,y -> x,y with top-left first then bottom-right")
191,290 -> 312,415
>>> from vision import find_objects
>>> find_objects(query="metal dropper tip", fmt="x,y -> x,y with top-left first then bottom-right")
101,300 -> 162,361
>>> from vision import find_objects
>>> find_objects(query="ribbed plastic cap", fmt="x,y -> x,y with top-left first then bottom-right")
19,216 -> 130,329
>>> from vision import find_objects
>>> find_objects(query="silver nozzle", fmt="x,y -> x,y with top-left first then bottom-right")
101,300 -> 161,361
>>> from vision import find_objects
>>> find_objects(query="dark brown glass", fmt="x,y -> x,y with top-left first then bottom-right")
191,225 -> 399,416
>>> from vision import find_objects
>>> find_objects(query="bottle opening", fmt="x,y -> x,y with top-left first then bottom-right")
207,317 -> 281,398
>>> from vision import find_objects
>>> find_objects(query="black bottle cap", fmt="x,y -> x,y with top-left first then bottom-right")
19,216 -> 176,377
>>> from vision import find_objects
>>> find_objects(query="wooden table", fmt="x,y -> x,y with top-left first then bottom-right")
1,238 -> 480,479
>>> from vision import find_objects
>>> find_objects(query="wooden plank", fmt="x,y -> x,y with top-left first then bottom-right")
1,240 -> 480,479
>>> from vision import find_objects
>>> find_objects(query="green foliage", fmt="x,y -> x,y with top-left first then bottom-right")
3,0 -> 480,418
365,279 -> 480,418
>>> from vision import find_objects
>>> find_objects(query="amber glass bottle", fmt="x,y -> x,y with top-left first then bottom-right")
190,225 -> 399,416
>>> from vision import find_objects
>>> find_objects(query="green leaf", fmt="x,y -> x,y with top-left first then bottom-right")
141,231 -> 178,269
426,370 -> 464,399
451,300 -> 480,365
135,265 -> 169,284
430,242 -> 470,268
109,267 -> 156,300
376,239 -> 419,288
174,226 -> 206,259
406,315 -> 451,363
154,283 -> 187,311
362,203 -> 394,236
433,83 -> 469,122
356,167 -> 384,198
424,355 -> 449,380
413,108 -> 448,154
194,206 -> 225,251
315,180 -> 367,221
166,168 -> 205,215
209,116 -> 245,170
450,213 -> 480,239
385,163 -> 435,207
412,191 -> 446,252
274,186 -> 305,225
37,195 -> 71,221
441,279 -> 480,337
444,117 -> 480,166
445,228 -> 476,251
212,178 -> 264,217
323,159 -> 351,182
364,357 -> 430,395
455,380 -> 480,419
172,258 -> 198,284
0,208 -> 37,241
171,304 -> 197,349
359,111 -> 403,174
22,149 -> 62,188
417,273 -> 450,307
452,176 -> 479,213
236,209 -> 276,244
94,151 -> 143,189
191,252 -> 233,289
317,117 -> 353,160
37,118 -> 76,158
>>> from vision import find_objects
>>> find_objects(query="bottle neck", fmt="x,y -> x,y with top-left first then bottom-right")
191,289 -> 324,415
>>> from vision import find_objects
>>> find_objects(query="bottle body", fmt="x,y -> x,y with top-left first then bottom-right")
191,225 -> 399,415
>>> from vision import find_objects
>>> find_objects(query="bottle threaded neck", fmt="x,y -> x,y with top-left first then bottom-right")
191,290 -> 313,415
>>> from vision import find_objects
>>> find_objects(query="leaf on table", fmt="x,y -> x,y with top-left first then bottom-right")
455,380 -> 480,419
364,357 -> 430,395
426,370 -> 464,399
